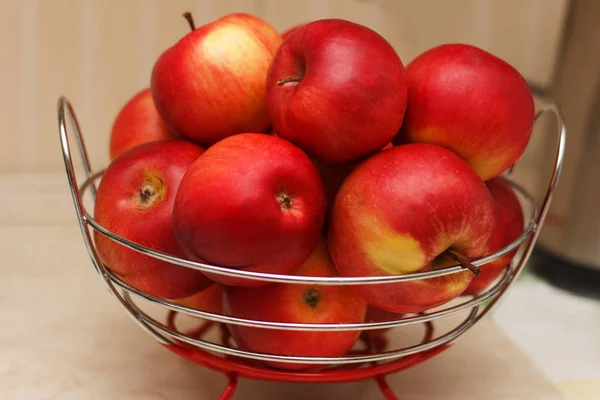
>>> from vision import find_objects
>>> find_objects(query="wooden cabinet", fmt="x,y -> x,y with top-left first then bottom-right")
1,0 -> 569,173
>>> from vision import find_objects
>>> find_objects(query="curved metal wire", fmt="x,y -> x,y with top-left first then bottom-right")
58,95 -> 565,365
471,104 -> 566,321
57,97 -> 175,347
124,290 -> 480,365
77,171 -> 538,285
107,262 -> 508,331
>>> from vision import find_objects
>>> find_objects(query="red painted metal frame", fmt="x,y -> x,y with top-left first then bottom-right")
163,311 -> 450,399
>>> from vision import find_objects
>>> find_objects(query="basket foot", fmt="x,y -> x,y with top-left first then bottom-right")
218,373 -> 238,400
375,374 -> 399,400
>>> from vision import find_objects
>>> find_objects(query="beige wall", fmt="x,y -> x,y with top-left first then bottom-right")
1,0 -> 569,173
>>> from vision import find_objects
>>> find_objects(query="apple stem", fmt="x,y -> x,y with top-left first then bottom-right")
277,77 -> 303,86
448,251 -> 481,276
182,11 -> 196,31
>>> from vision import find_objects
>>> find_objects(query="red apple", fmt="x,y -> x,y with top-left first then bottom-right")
173,283 -> 223,314
173,133 -> 326,286
362,305 -> 404,337
464,177 -> 524,294
394,43 -> 534,180
109,88 -> 177,160
266,19 -> 407,163
151,13 -> 282,146
316,160 -> 360,218
223,238 -> 367,370
281,23 -> 302,39
94,140 -> 211,299
366,305 -> 402,323
317,143 -> 394,235
317,143 -> 394,217
329,144 -> 496,313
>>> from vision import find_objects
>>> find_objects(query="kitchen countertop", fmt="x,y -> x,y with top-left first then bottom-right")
493,268 -> 600,400
1,173 -> 596,399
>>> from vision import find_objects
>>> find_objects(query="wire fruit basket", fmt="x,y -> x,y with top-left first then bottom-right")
58,96 -> 565,399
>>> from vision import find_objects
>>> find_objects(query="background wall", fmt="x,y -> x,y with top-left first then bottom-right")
0,0 -> 569,173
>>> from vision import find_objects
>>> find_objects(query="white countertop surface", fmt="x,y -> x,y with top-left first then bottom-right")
492,269 -> 600,399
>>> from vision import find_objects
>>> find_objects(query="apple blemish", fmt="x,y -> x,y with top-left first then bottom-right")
303,288 -> 321,308
136,172 -> 165,210
277,192 -> 294,210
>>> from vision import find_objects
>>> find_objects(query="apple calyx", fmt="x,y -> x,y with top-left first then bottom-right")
276,77 -> 303,86
140,188 -> 154,202
277,192 -> 294,210
303,288 -> 321,308
136,173 -> 165,210
448,250 -> 481,276
182,11 -> 196,31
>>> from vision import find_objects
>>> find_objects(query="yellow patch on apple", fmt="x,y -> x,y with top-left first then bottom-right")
414,127 -> 509,180
475,153 -> 509,180
357,213 -> 426,275
201,25 -> 271,71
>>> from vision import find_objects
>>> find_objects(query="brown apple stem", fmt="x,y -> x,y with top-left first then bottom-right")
182,11 -> 196,31
447,251 -> 481,276
277,77 -> 303,86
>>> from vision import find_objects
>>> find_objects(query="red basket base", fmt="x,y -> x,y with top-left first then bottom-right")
162,313 -> 450,399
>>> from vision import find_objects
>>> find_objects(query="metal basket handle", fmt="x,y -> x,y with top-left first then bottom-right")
475,102 -> 566,320
57,96 -> 175,346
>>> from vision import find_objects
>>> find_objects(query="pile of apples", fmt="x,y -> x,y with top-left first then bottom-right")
94,12 -> 533,370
